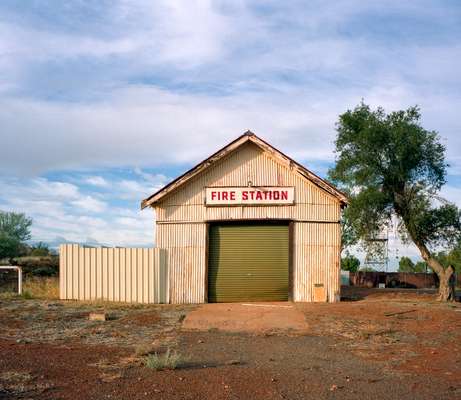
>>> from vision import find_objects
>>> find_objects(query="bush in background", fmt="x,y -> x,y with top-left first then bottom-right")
341,254 -> 360,272
12,256 -> 59,277
0,211 -> 32,259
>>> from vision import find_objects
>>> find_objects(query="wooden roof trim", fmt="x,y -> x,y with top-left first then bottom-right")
141,134 -> 252,209
141,131 -> 348,209
249,135 -> 348,204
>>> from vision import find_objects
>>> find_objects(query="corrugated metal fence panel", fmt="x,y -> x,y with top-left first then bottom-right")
293,222 -> 341,303
59,245 -> 168,304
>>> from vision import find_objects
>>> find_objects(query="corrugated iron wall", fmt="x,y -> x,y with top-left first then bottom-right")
156,223 -> 206,304
155,142 -> 342,303
293,222 -> 341,302
59,244 -> 168,303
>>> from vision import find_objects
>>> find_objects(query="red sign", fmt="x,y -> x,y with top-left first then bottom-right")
205,187 -> 295,206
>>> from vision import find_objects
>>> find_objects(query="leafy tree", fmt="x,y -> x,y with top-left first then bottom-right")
29,242 -> 51,257
0,211 -> 32,259
435,241 -> 461,273
414,261 -> 429,273
398,256 -> 415,272
0,233 -> 22,259
359,266 -> 376,272
0,211 -> 32,241
341,254 -> 360,272
398,256 -> 427,273
340,213 -> 358,252
329,103 -> 461,301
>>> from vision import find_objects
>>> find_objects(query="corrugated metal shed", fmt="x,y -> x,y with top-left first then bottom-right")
144,132 -> 345,304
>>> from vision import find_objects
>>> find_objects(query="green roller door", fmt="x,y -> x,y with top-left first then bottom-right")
208,222 -> 289,302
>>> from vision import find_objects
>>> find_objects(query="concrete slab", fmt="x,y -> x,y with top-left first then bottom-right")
182,302 -> 309,334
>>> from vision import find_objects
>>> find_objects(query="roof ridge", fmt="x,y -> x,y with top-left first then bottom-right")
141,131 -> 348,209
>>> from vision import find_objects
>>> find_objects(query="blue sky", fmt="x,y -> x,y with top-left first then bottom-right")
0,1 -> 460,266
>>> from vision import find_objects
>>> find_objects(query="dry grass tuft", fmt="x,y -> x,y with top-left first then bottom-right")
23,277 -> 59,299
144,348 -> 182,370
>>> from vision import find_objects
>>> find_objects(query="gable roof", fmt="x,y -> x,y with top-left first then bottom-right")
141,131 -> 348,209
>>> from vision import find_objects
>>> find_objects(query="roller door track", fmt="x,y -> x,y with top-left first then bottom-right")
208,222 -> 289,302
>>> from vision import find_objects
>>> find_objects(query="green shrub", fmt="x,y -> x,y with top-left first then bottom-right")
12,256 -> 59,276
29,242 -> 52,257
144,349 -> 182,370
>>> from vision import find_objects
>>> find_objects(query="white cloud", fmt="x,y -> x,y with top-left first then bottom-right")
0,177 -> 80,202
133,168 -> 167,186
0,1 -> 459,249
1,81 -> 459,177
116,179 -> 159,200
84,176 -> 110,187
70,196 -> 107,213
440,186 -> 461,208
0,21 -> 138,60
0,175 -> 154,246
0,0 -> 234,85
0,1 -> 458,176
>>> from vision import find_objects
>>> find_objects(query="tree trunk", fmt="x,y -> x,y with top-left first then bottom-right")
412,240 -> 454,302
394,197 -> 456,302
438,268 -> 454,302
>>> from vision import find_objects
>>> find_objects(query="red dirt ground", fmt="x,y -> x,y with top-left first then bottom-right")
1,289 -> 460,400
